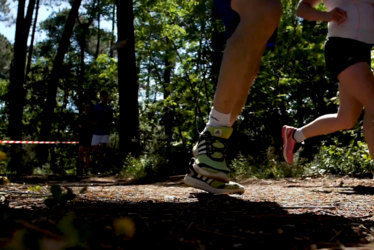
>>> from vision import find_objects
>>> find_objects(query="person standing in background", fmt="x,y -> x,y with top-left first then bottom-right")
91,90 -> 115,172
77,103 -> 95,175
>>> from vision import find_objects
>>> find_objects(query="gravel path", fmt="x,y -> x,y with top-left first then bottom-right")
1,176 -> 374,249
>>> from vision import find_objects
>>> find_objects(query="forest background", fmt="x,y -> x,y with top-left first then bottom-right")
0,0 -> 372,180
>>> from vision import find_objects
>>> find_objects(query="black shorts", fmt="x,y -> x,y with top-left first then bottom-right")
79,133 -> 92,148
324,37 -> 373,84
214,0 -> 278,48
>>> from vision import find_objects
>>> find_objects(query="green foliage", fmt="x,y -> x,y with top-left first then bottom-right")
44,185 -> 77,208
0,78 -> 9,96
0,0 -> 10,22
123,154 -> 165,180
0,33 -> 12,79
0,162 -> 7,175
27,185 -> 41,192
305,137 -> 373,176
122,123 -> 169,179
0,147 -> 8,175
0,0 -> 371,178
0,175 -> 9,185
230,147 -> 306,179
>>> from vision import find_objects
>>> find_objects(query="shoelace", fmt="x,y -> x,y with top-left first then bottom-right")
203,132 -> 228,160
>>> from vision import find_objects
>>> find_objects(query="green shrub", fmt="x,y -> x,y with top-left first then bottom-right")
305,138 -> 373,176
122,153 -> 166,179
230,147 -> 307,179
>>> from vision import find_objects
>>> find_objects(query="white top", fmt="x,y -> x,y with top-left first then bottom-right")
323,0 -> 374,44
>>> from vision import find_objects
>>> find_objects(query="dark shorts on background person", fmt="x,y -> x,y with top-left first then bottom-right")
214,0 -> 278,48
324,37 -> 373,84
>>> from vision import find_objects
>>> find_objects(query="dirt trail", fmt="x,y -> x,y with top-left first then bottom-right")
2,176 -> 374,249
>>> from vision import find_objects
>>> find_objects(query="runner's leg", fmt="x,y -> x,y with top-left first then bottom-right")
215,0 -> 282,121
296,63 -> 374,160
283,38 -> 372,164
229,61 -> 261,126
189,0 -> 282,191
337,62 -> 374,160
297,87 -> 362,138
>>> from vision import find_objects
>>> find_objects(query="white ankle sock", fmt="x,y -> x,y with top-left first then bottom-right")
293,129 -> 306,143
207,107 -> 231,127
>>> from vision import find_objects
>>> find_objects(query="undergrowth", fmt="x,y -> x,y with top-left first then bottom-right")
122,138 -> 373,181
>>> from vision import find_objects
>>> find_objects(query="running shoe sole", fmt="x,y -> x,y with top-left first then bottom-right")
183,175 -> 244,195
193,162 -> 230,183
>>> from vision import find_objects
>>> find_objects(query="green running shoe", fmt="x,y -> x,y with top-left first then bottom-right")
193,126 -> 233,183
184,158 -> 244,194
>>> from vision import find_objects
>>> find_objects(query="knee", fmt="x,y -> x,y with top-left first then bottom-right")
232,0 -> 282,27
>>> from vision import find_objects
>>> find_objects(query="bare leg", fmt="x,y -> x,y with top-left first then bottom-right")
283,62 -> 372,165
230,61 -> 262,126
300,87 -> 363,138
78,146 -> 84,162
92,145 -> 99,164
98,143 -> 107,166
190,0 -> 282,185
214,0 -> 282,125
298,62 -> 374,158
337,62 -> 374,159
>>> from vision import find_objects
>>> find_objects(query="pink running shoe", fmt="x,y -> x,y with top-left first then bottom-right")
282,125 -> 298,164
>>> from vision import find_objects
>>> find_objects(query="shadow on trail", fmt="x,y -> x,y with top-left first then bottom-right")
7,175 -> 136,187
347,186 -> 374,195
1,190 -> 374,249
308,185 -> 374,196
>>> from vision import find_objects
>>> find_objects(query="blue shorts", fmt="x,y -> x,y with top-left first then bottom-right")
214,0 -> 277,48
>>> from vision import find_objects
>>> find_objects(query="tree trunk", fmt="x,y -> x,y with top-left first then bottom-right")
8,0 -> 36,173
110,4 -> 115,58
145,57 -> 151,107
77,36 -> 86,113
163,39 -> 174,167
24,0 -> 36,44
26,0 -> 40,76
79,40 -> 85,83
95,1 -> 101,59
38,0 -> 82,164
77,22 -> 88,112
76,0 -> 96,112
116,0 -> 139,157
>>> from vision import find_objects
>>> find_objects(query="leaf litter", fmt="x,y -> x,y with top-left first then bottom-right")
1,176 -> 374,249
